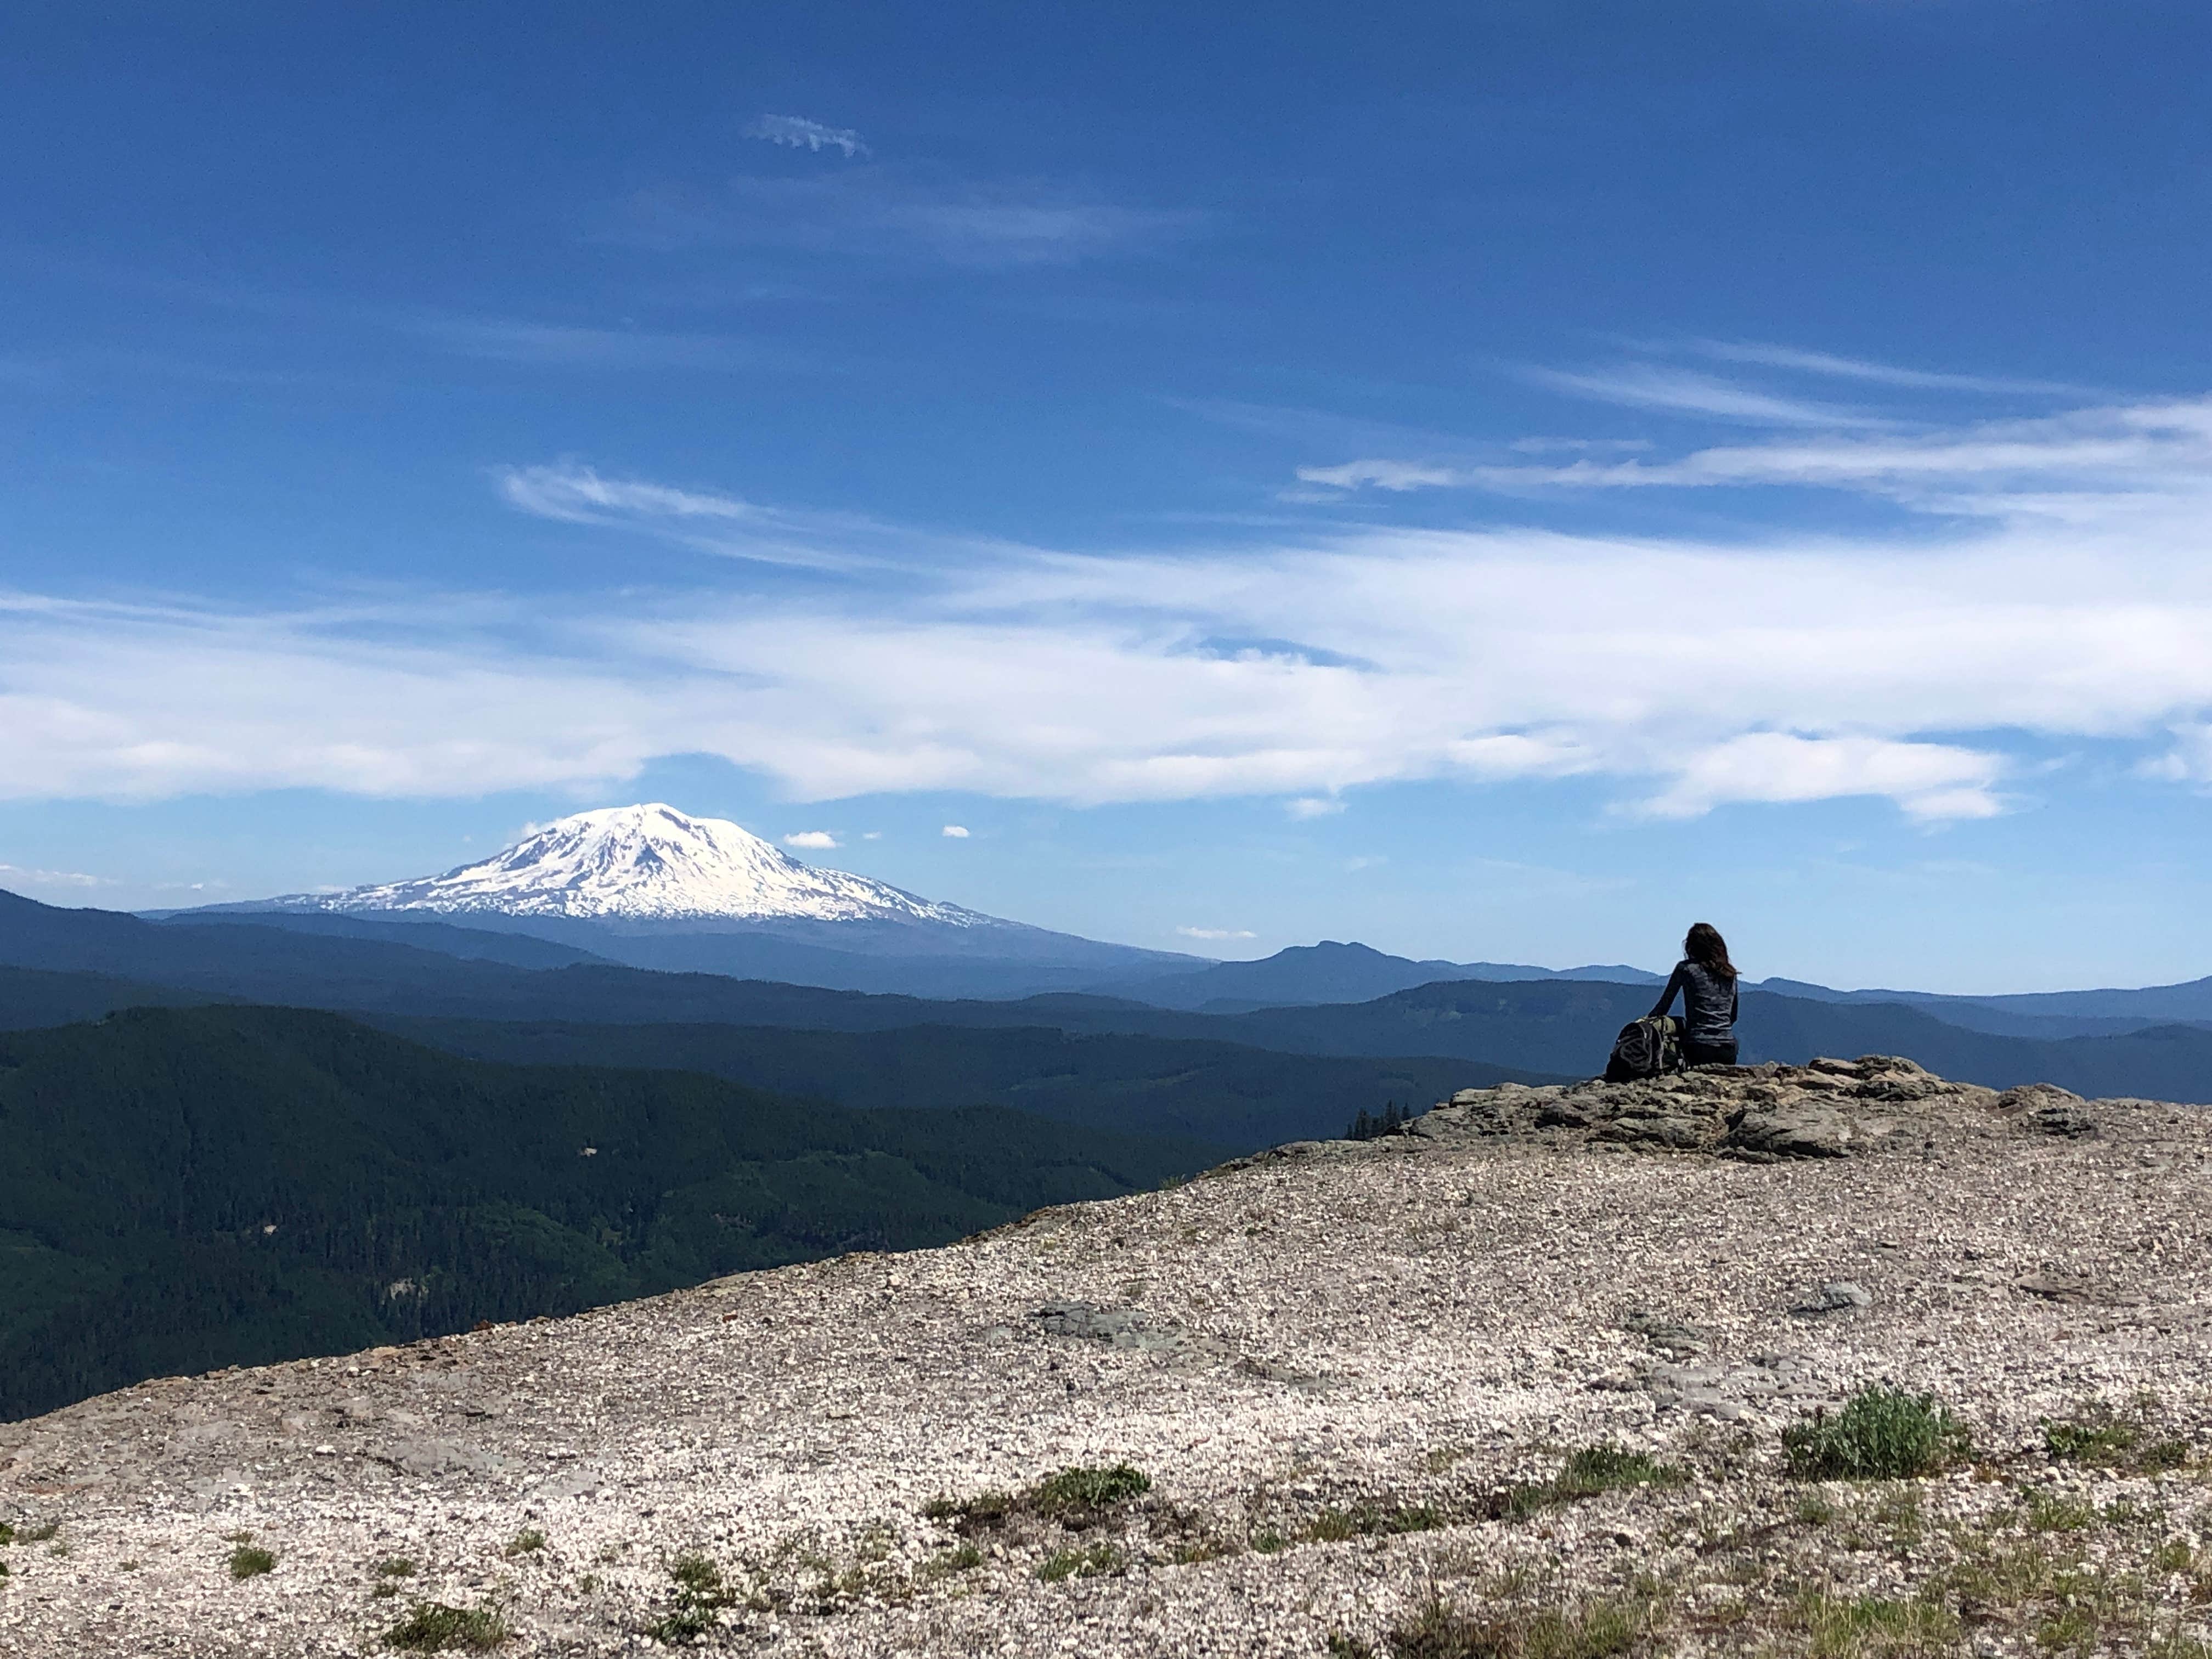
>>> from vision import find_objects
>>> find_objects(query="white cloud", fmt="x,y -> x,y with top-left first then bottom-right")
0,862 -> 109,890
743,114 -> 870,159
1639,734 -> 2006,823
1285,796 -> 1345,819
1297,460 -> 1464,493
782,830 -> 839,849
1178,926 -> 1256,940
941,824 -> 970,838
14,390 -> 2212,826
861,830 -> 883,840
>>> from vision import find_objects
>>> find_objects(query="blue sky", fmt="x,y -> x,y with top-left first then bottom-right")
5,1 -> 2212,991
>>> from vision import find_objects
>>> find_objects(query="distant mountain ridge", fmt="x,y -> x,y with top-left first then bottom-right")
1104,940 -> 1664,1011
8,887 -> 2212,1104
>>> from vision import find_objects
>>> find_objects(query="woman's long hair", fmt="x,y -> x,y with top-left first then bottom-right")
1684,922 -> 1737,981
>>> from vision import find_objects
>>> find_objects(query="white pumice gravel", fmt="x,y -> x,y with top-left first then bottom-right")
3,1056 -> 2210,1657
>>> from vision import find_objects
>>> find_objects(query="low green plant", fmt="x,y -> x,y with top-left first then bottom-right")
1554,1446 -> 1685,1497
1793,1589 -> 1959,1657
1387,1593 -> 1644,1659
2153,1539 -> 2195,1575
503,1528 -> 545,1556
1036,1542 -> 1122,1582
2027,1489 -> 2097,1533
1251,1526 -> 1285,1554
647,1552 -> 731,1643
919,1541 -> 983,1579
1030,1464 -> 1151,1519
22,1522 -> 58,1542
228,1544 -> 276,1579
1784,1387 -> 1968,1480
0,1523 -> 13,1546
376,1557 -> 418,1577
1171,1534 -> 1241,1564
925,1489 -> 1014,1534
1300,1502 -> 1448,1544
1495,1444 -> 1685,1519
1795,1489 -> 1839,1526
1328,1635 -> 1380,1658
382,1600 -> 510,1651
2044,1409 -> 2189,1474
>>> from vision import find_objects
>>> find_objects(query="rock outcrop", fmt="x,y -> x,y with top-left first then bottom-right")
2,1062 -> 2207,1657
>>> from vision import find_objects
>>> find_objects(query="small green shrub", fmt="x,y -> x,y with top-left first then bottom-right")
22,1522 -> 58,1542
0,1523 -> 13,1546
382,1601 -> 510,1651
503,1528 -> 545,1556
1030,1464 -> 1151,1518
1251,1526 -> 1285,1554
1036,1543 -> 1122,1582
228,1544 -> 276,1579
1784,1387 -> 1968,1480
1328,1635 -> 1380,1658
376,1556 -> 418,1577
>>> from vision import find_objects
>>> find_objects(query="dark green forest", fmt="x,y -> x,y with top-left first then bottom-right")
0,1006 -> 1226,1421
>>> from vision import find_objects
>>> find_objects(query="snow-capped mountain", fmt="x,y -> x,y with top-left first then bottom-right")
273,804 -> 991,927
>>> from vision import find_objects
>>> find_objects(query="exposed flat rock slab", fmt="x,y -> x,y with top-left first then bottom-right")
2,1064 -> 2209,1656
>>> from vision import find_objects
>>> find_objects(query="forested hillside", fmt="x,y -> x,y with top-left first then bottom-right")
0,1007 -> 1226,1421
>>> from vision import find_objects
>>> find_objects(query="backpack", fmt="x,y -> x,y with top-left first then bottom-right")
1604,1014 -> 1682,1082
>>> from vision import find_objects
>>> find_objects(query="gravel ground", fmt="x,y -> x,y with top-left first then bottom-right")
3,1057 -> 2210,1657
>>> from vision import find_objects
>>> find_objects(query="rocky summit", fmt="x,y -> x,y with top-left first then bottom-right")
5,1057 -> 2211,1657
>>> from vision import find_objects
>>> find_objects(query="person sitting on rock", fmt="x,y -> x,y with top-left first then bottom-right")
1650,922 -> 1740,1066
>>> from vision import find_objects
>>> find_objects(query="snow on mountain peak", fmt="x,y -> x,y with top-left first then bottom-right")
292,803 -> 985,924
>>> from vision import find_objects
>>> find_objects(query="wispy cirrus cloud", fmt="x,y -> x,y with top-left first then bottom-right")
614,169 -> 1203,268
743,114 -> 871,159
1680,340 -> 2090,397
1178,926 -> 1256,940
494,461 -> 994,573
1522,363 -> 1892,428
402,315 -> 780,372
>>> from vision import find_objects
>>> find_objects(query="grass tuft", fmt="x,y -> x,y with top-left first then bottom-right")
1495,1444 -> 1685,1518
382,1601 -> 509,1651
1036,1542 -> 1123,1582
1784,1386 -> 1968,1480
503,1528 -> 545,1557
227,1544 -> 276,1579
1386,1593 -> 1644,1658
647,1551 -> 735,1643
1793,1589 -> 1959,1657
1029,1464 -> 1151,1519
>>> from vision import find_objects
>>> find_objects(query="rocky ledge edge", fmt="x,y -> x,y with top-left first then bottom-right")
1242,1053 -> 2104,1165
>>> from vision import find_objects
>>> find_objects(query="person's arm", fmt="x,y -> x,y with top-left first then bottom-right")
1730,978 -> 1739,1026
1649,964 -> 1684,1020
